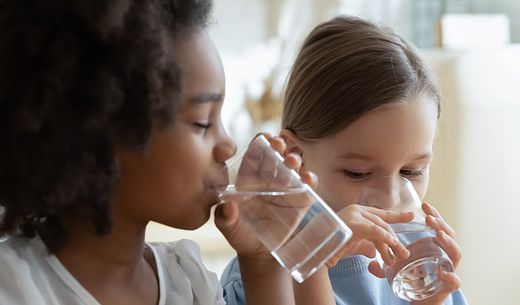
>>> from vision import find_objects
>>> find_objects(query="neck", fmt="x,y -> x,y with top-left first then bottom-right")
52,211 -> 150,285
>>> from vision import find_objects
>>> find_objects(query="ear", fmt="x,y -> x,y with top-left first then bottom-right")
279,129 -> 304,157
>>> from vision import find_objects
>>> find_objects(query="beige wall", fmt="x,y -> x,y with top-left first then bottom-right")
472,0 -> 520,43
425,46 -> 520,305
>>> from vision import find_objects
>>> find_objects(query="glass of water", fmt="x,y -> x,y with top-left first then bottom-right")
360,176 -> 453,301
216,135 -> 352,282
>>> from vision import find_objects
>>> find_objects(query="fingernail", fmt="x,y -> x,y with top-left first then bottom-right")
390,237 -> 397,244
438,230 -> 446,239
405,211 -> 415,218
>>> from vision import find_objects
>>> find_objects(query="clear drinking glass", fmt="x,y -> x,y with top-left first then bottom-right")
360,176 -> 453,301
216,135 -> 352,282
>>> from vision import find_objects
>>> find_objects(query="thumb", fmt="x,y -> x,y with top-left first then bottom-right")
368,260 -> 386,278
214,202 -> 239,236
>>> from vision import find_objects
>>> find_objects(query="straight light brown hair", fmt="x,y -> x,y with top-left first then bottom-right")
282,16 -> 440,141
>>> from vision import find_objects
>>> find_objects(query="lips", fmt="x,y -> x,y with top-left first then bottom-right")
207,167 -> 230,191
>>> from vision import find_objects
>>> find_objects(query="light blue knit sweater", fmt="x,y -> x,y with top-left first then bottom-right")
221,255 -> 468,305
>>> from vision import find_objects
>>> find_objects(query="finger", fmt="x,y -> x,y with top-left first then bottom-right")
438,269 -> 461,293
423,203 -> 456,238
326,253 -> 342,268
214,202 -> 238,230
257,147 -> 282,182
356,241 -> 377,258
268,136 -> 286,154
354,220 -> 397,245
361,212 -> 396,242
422,201 -> 439,217
283,152 -> 302,170
254,132 -> 273,141
436,230 -> 462,268
274,153 -> 302,187
362,213 -> 410,259
425,214 -> 441,231
414,270 -> 461,304
363,206 -> 415,224
300,170 -> 318,189
214,203 -> 243,247
368,260 -> 386,278
362,211 -> 396,235
425,214 -> 456,239
243,134 -> 271,161
375,242 -> 395,266
243,134 -> 282,181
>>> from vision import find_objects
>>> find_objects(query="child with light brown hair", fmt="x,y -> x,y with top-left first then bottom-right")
221,16 -> 468,305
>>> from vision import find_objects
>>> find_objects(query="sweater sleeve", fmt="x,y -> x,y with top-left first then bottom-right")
220,256 -> 247,305
219,254 -> 468,305
445,290 -> 468,305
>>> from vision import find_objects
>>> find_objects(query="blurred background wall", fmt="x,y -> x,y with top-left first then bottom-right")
146,1 -> 520,303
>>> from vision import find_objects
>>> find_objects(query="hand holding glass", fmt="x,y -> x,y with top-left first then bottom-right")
359,176 -> 453,301
216,135 -> 352,282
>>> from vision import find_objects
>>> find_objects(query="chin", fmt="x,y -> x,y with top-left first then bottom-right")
176,210 -> 212,230
161,194 -> 217,230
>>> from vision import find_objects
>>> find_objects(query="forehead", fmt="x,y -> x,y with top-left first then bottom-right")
325,97 -> 438,158
175,30 -> 225,108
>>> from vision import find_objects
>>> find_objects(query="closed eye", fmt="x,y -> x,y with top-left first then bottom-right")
400,169 -> 424,177
194,122 -> 212,130
342,170 -> 371,180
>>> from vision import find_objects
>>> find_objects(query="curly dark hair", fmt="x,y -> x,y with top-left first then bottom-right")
0,0 -> 213,252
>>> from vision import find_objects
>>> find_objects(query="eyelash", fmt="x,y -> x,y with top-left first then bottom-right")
194,122 -> 212,130
342,169 -> 424,180
400,169 -> 424,177
342,170 -> 370,180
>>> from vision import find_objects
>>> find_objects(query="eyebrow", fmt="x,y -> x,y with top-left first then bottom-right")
336,153 -> 375,161
410,152 -> 433,161
189,93 -> 223,104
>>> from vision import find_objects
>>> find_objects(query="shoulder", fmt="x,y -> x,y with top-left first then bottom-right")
148,239 -> 210,278
0,236 -> 40,272
446,289 -> 469,305
148,239 -> 225,305
220,256 -> 246,305
220,255 -> 241,284
149,239 -> 216,277
0,237 -> 48,304
149,239 -> 203,260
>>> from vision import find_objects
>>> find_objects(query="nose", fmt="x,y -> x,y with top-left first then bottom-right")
362,176 -> 401,210
214,128 -> 236,163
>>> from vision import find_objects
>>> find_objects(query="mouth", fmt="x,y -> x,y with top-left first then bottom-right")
209,178 -> 229,190
208,166 -> 230,190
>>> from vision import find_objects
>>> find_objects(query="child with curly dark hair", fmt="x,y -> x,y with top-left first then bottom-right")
0,0 -> 344,304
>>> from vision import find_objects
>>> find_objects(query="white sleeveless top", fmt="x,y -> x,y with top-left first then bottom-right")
0,236 -> 225,305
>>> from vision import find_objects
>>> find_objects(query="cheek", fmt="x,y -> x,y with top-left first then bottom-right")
303,153 -> 361,211
169,148 -> 209,190
315,172 -> 363,212
146,142 -> 209,204
412,180 -> 430,201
